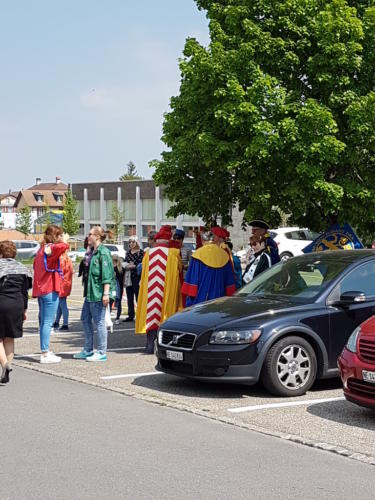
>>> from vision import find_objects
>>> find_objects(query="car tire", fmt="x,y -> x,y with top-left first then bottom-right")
280,251 -> 293,261
261,336 -> 317,397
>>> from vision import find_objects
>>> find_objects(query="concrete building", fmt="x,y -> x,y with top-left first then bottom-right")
71,179 -> 250,250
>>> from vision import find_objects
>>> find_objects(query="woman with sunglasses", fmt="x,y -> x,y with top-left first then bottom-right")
242,234 -> 271,284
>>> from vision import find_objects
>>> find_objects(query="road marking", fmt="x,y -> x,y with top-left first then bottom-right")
101,371 -> 163,380
15,346 -> 144,359
228,397 -> 345,413
22,328 -> 136,337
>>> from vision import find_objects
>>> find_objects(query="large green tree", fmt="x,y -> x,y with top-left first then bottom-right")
153,0 -> 375,233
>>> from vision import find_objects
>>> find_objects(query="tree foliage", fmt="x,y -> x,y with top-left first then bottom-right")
153,0 -> 375,233
109,205 -> 124,243
16,205 -> 33,238
62,190 -> 80,236
120,161 -> 143,181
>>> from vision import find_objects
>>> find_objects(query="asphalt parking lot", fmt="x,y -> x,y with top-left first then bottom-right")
13,271 -> 375,465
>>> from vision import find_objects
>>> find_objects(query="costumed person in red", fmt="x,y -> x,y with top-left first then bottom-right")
33,225 -> 69,364
136,225 -> 183,354
182,230 -> 236,307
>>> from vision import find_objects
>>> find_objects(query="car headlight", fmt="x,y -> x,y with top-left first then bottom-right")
346,326 -> 361,353
209,329 -> 262,345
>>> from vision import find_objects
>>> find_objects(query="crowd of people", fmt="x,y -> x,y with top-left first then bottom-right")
0,219 -> 280,383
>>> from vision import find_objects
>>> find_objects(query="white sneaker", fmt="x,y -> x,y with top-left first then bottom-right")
40,352 -> 62,364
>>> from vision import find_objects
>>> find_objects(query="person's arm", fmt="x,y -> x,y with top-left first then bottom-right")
45,242 -> 69,264
22,275 -> 29,320
253,254 -> 271,278
101,251 -> 114,306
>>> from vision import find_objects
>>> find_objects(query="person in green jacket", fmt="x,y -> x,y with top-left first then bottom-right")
73,226 -> 116,362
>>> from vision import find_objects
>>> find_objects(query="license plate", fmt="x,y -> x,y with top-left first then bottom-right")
166,350 -> 183,362
362,370 -> 375,383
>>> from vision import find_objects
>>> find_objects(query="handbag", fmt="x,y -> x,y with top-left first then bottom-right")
105,305 -> 113,333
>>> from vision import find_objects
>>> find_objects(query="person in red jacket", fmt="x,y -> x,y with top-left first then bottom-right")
52,250 -> 73,331
32,225 -> 69,363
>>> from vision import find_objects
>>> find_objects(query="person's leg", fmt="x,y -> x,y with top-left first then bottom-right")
81,299 -> 94,353
3,337 -> 15,364
134,281 -> 140,301
60,297 -> 69,326
115,296 -> 122,320
145,329 -> 157,354
126,286 -> 135,320
54,302 -> 62,328
0,339 -> 7,368
91,302 -> 107,355
39,292 -> 59,354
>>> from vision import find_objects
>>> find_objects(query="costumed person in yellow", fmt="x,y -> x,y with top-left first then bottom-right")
135,225 -> 183,354
182,230 -> 236,306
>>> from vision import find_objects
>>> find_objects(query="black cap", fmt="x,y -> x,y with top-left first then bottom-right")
248,220 -> 269,230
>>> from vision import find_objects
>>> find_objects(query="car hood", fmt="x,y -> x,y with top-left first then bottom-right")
162,295 -> 316,333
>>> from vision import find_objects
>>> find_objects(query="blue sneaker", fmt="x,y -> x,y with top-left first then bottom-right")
86,352 -> 107,362
73,350 -> 93,359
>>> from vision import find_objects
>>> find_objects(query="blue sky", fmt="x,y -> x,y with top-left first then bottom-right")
0,1 -> 209,193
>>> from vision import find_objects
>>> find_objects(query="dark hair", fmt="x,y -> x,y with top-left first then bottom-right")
0,240 -> 17,258
226,241 -> 233,251
250,234 -> 266,246
148,230 -> 157,241
44,224 -> 63,244
83,237 -> 89,249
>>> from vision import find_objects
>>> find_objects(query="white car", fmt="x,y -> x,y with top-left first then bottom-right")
13,240 -> 40,260
103,243 -> 126,260
68,247 -> 86,262
269,227 -> 320,261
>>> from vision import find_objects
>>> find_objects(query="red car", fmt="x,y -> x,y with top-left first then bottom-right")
338,316 -> 375,409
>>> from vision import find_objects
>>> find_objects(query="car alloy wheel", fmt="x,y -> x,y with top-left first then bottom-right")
261,336 -> 317,396
280,251 -> 293,262
276,344 -> 311,390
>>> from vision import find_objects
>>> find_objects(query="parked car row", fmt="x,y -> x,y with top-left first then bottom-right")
156,249 -> 375,409
68,243 -> 126,262
13,240 -> 40,259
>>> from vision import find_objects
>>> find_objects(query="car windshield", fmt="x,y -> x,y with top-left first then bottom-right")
238,253 -> 354,303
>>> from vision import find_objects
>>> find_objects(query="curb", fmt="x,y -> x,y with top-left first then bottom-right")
13,360 -> 375,467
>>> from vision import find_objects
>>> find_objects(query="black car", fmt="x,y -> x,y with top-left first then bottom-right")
156,250 -> 375,396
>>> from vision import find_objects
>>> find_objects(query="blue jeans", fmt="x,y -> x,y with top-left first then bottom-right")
38,292 -> 59,352
55,297 -> 69,326
80,299 -> 107,354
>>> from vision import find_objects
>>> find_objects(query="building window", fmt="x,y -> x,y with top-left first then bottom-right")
89,200 -> 100,220
53,192 -> 63,203
142,224 -> 156,237
142,199 -> 155,221
162,198 -> 174,221
105,200 -> 117,220
37,207 -> 45,217
77,200 -> 84,219
33,192 -> 44,203
182,226 -> 201,238
123,199 -> 136,220
124,225 -> 137,236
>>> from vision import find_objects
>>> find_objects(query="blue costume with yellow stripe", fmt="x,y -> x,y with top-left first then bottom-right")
181,243 -> 235,307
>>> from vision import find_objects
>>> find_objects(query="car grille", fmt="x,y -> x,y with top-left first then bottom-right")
347,378 -> 375,397
159,359 -> 194,375
160,330 -> 196,350
358,338 -> 375,364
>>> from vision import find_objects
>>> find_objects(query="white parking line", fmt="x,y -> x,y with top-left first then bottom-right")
101,371 -> 163,380
15,346 -> 144,359
228,396 -> 345,413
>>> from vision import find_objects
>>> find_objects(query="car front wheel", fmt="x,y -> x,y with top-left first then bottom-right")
280,251 -> 293,261
261,336 -> 317,396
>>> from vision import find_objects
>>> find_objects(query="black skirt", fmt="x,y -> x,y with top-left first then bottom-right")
0,274 -> 29,339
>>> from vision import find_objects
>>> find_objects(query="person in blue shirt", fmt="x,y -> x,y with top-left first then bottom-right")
226,241 -> 242,289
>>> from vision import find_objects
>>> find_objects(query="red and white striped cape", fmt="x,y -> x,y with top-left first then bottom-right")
146,246 -> 169,332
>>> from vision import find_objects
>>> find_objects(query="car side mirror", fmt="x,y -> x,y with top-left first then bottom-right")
331,290 -> 367,307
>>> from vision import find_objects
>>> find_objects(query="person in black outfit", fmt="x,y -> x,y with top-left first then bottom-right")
123,236 -> 144,322
0,240 -> 32,384
110,255 -> 125,324
78,237 -> 93,298
242,234 -> 271,284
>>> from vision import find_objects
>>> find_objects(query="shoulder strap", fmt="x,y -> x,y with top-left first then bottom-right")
44,253 -> 64,279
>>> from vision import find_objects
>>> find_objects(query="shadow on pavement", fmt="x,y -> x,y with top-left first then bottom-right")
307,399 -> 375,430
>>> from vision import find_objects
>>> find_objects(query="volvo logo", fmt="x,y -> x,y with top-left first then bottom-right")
172,334 -> 180,345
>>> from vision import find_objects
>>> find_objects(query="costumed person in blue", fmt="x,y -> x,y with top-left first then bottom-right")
226,240 -> 243,289
248,220 -> 280,265
181,230 -> 236,306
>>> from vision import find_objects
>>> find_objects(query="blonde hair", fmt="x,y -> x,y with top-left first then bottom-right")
90,226 -> 113,242
112,255 -> 123,273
